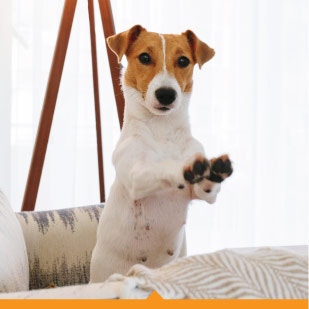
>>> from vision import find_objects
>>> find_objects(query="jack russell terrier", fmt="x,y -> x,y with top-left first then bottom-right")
90,25 -> 233,283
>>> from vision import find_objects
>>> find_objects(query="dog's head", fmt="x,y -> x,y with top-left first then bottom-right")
107,25 -> 215,116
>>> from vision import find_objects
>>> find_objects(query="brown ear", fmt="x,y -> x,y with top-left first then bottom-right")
183,30 -> 215,69
106,25 -> 146,63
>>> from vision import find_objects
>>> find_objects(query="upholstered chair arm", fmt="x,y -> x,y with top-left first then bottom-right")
16,204 -> 104,290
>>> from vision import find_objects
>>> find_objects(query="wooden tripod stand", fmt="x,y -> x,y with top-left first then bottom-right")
21,0 -> 124,211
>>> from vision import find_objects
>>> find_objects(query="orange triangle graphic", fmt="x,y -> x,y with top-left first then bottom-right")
147,290 -> 163,301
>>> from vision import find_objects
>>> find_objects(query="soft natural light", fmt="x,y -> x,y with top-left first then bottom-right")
0,0 -> 307,255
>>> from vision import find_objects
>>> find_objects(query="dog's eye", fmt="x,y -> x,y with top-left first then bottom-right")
177,56 -> 190,68
139,53 -> 151,65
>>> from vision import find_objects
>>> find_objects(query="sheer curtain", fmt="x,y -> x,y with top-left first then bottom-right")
0,0 -> 307,255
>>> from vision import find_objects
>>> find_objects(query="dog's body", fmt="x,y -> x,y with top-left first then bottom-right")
90,25 -> 232,282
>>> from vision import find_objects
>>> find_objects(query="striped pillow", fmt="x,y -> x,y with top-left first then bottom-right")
0,189 -> 29,292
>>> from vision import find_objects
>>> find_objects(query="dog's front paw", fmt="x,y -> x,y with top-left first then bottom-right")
183,154 -> 233,204
183,154 -> 210,185
183,155 -> 215,203
207,154 -> 233,183
105,273 -> 152,299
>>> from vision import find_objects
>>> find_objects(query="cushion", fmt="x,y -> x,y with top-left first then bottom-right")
15,204 -> 104,289
0,189 -> 29,292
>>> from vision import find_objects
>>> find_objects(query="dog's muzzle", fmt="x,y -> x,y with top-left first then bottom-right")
155,88 -> 177,107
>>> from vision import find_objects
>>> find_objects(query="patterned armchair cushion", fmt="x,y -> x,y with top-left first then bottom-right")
0,247 -> 307,299
0,189 -> 29,292
16,204 -> 104,290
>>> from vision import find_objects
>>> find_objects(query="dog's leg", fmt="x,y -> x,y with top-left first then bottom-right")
119,138 -> 229,201
113,137 -> 202,200
121,159 -> 188,200
114,137 -> 232,202
184,154 -> 233,203
179,232 -> 187,257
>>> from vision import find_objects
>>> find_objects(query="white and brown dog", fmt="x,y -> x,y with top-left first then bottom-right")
90,25 -> 233,283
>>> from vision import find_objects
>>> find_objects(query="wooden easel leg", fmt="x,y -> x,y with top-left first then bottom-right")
88,0 -> 105,202
21,0 -> 123,211
21,0 -> 77,211
98,0 -> 125,128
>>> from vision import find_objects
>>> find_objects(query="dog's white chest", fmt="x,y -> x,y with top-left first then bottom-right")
93,180 -> 190,273
89,25 -> 232,284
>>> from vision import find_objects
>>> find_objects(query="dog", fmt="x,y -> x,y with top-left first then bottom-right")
90,25 -> 233,283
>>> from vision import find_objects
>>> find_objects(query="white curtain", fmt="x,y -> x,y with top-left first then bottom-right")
0,0 -> 307,255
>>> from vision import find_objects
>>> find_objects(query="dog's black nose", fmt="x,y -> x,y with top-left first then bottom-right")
155,88 -> 177,105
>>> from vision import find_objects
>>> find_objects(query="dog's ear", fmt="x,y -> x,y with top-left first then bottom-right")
107,25 -> 146,63
183,30 -> 215,69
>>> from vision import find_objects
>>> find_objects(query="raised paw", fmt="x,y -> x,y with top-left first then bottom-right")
183,154 -> 233,203
183,155 -> 210,185
207,154 -> 233,183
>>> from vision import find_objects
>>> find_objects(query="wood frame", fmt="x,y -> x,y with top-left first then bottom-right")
21,0 -> 124,211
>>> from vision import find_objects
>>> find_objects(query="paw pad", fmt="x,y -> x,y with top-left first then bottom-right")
184,157 -> 210,184
207,155 -> 233,183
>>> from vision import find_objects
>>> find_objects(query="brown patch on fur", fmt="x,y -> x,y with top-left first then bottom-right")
107,25 -> 215,94
138,256 -> 147,263
124,32 -> 164,94
183,30 -> 215,68
167,250 -> 174,256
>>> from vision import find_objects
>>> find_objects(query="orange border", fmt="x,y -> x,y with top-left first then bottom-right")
1,300 -> 308,309
1,293 -> 308,309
